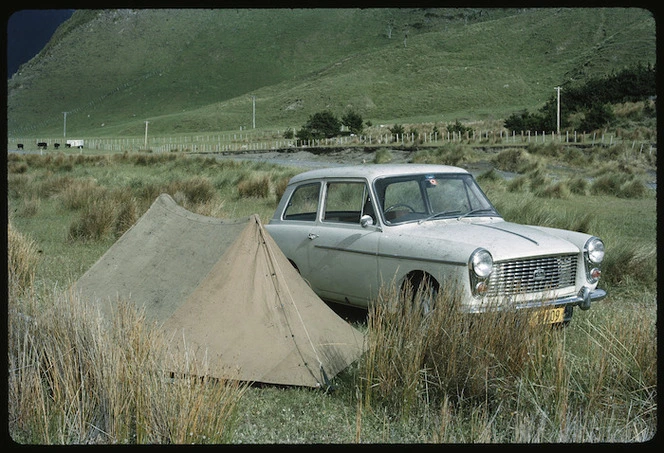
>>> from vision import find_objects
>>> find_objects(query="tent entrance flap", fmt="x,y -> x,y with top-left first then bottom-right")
73,193 -> 366,387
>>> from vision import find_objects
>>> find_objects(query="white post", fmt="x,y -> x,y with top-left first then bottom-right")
554,86 -> 562,135
144,121 -> 149,149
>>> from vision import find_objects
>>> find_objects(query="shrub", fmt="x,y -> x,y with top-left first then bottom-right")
60,178 -> 107,210
618,178 -> 649,198
411,144 -> 472,166
68,200 -> 115,241
590,173 -> 625,196
237,175 -> 270,198
567,176 -> 589,195
169,177 -> 216,205
389,124 -> 405,139
7,222 -> 40,294
507,175 -> 528,192
298,110 -> 342,139
283,127 -> 294,139
476,168 -> 502,183
492,148 -> 537,173
446,119 -> 473,137
373,149 -> 393,164
527,168 -> 551,190
342,110 -> 364,135
274,177 -> 290,202
535,181 -> 571,199
111,188 -> 139,237
601,242 -> 657,289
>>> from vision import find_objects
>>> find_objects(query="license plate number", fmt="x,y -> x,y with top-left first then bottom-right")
531,306 -> 565,325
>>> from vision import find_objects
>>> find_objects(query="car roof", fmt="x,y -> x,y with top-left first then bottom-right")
288,163 -> 469,185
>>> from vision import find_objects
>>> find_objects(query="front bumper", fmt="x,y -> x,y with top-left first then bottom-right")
465,287 -> 607,313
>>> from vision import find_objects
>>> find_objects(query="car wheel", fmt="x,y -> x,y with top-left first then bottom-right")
403,274 -> 439,317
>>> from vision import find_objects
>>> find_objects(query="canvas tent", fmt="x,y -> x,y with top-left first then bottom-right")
73,193 -> 366,388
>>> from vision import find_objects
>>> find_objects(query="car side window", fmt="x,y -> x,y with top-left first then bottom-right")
323,181 -> 368,224
283,183 -> 320,221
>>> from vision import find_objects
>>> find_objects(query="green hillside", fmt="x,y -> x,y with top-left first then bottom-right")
7,8 -> 656,138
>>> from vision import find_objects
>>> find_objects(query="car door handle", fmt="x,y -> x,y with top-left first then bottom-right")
308,233 -> 319,240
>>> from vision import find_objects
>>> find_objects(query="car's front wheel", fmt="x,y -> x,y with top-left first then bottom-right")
402,273 -> 439,317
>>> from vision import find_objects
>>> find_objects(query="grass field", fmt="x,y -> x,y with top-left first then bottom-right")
7,143 -> 657,443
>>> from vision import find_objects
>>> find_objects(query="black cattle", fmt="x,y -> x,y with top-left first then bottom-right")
37,142 -> 47,149
17,144 -> 24,150
65,143 -> 71,148
54,143 -> 60,149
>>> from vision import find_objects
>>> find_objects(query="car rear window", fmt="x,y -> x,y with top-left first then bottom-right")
283,183 -> 320,221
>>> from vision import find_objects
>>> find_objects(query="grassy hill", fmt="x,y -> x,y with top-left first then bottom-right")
7,8 -> 656,138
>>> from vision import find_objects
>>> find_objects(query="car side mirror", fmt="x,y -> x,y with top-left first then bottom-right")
360,214 -> 374,228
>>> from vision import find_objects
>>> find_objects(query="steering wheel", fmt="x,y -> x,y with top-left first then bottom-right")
384,203 -> 416,213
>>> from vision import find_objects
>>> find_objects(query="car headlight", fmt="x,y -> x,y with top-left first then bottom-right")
469,248 -> 493,297
585,237 -> 605,264
584,237 -> 604,283
470,248 -> 493,278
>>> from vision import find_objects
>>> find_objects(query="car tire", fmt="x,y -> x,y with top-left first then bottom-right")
403,273 -> 439,317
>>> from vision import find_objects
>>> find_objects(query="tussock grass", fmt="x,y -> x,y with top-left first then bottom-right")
6,150 -> 656,443
68,199 -> 116,242
411,144 -> 476,166
590,173 -> 650,198
7,277 -> 247,444
600,241 -> 657,289
7,222 -> 40,296
237,175 -> 271,198
357,282 -> 657,442
535,180 -> 571,199
60,178 -> 108,210
492,148 -> 539,173
373,149 -> 393,164
491,194 -> 598,234
361,283 -> 539,417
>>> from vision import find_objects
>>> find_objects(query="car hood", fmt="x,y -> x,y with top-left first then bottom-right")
401,218 -> 580,261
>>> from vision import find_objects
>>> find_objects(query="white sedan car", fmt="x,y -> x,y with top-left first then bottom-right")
266,164 -> 606,324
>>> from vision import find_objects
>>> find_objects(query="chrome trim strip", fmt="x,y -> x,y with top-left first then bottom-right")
313,244 -> 465,266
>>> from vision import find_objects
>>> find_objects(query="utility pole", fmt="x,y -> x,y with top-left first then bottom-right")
252,95 -> 256,129
144,121 -> 149,149
63,112 -> 68,138
554,86 -> 562,135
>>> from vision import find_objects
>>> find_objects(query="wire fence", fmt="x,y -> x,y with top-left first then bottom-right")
8,129 -> 656,155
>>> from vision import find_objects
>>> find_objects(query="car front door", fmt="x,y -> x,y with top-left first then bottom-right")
305,180 -> 381,307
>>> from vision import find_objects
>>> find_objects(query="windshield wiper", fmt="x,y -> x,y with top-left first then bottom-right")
418,210 -> 461,224
457,208 -> 495,220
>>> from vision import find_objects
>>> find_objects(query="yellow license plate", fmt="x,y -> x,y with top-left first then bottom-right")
531,306 -> 565,325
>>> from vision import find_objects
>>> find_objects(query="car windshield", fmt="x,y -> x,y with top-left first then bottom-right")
374,173 -> 499,225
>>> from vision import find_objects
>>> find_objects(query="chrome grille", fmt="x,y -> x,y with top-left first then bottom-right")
487,254 -> 577,297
